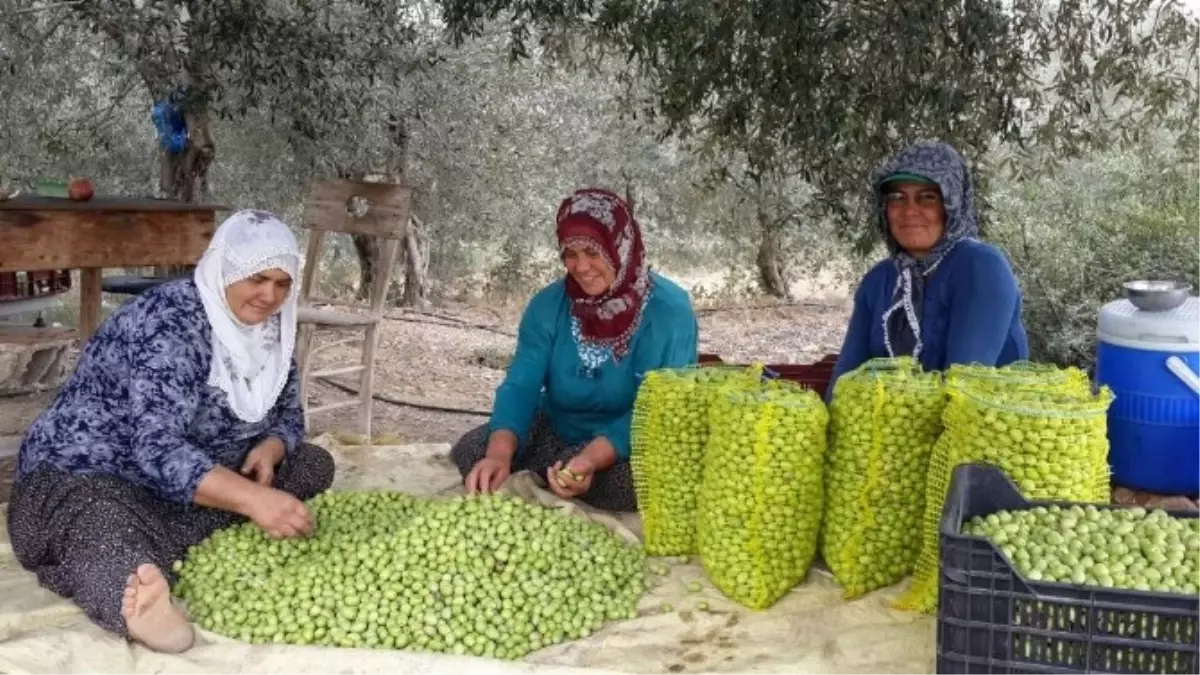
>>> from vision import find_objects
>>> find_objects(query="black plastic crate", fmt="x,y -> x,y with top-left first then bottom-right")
937,463 -> 1200,674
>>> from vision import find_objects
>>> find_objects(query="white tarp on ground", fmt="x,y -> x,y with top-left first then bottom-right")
0,435 -> 935,674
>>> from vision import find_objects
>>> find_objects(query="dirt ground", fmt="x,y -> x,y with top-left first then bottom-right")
0,297 -> 853,504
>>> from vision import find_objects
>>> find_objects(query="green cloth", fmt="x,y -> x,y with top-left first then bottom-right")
881,172 -> 936,187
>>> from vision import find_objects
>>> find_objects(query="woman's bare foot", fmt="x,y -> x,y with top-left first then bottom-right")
121,563 -> 195,653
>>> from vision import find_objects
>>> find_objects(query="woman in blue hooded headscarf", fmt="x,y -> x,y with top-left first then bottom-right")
828,141 -> 1029,388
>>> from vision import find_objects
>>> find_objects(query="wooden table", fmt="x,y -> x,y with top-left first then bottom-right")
0,196 -> 224,342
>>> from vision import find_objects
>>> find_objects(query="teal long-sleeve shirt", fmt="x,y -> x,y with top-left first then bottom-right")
489,271 -> 699,461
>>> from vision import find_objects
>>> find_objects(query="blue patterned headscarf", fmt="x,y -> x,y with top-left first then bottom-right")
869,141 -> 979,359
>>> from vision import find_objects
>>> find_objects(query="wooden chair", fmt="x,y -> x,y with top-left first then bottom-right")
295,180 -> 413,441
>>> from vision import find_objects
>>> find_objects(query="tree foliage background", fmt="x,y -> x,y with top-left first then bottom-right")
0,0 -> 1196,369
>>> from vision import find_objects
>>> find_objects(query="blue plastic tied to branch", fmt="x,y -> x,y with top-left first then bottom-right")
151,91 -> 189,154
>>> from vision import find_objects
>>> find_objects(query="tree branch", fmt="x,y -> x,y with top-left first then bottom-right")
383,311 -> 516,337
1,0 -> 82,17
316,377 -> 493,417
694,299 -> 838,316
82,5 -> 172,97
52,69 -> 142,138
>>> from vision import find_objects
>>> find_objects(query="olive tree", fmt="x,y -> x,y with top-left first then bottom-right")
438,0 -> 1199,296
0,0 -> 440,300
64,0 -> 428,202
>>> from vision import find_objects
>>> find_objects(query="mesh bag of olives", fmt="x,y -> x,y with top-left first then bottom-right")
631,364 -> 764,556
821,357 -> 945,599
897,366 -> 1112,613
175,490 -> 647,657
697,381 -> 828,610
941,360 -> 1092,397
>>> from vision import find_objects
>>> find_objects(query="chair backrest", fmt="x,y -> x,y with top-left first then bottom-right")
302,180 -> 413,240
298,180 -> 414,315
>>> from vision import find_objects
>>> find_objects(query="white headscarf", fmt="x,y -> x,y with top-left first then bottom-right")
194,209 -> 301,423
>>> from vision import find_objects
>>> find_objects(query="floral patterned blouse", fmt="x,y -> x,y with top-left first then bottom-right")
17,280 -> 305,504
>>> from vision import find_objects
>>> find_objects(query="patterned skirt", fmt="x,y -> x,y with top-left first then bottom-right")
449,413 -> 637,512
6,443 -> 334,638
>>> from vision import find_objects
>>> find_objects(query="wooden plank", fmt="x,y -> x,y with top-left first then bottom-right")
297,323 -> 316,431
358,323 -> 379,439
302,180 -> 412,239
308,400 -> 360,415
299,229 -> 325,304
305,296 -> 368,311
311,364 -> 366,378
78,268 -> 102,341
368,238 -> 403,315
0,210 -> 215,272
0,195 -> 228,213
0,325 -> 77,344
296,307 -> 377,327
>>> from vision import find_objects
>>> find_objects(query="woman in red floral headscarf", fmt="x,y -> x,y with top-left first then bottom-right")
450,188 -> 699,511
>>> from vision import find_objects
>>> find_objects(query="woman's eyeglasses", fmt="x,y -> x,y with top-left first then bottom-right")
883,190 -> 943,207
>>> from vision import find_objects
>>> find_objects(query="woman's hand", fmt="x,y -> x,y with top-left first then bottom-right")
545,436 -> 616,499
466,457 -> 511,494
240,437 -> 286,487
466,431 -> 516,494
547,455 -> 595,499
247,487 -> 314,539
194,464 -> 311,538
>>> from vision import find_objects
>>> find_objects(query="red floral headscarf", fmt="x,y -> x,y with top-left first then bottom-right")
555,188 -> 652,361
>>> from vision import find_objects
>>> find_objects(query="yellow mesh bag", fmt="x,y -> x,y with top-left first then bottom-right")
630,364 -> 763,556
820,357 -> 945,599
943,360 -> 1092,396
895,363 -> 1113,613
697,381 -> 828,609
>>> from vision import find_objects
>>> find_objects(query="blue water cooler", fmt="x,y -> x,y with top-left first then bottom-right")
1096,288 -> 1199,496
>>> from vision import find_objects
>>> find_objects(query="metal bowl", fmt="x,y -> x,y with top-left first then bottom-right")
1123,280 -> 1192,312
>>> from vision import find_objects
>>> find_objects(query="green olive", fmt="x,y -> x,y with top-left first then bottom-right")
174,490 -> 647,658
966,505 -> 1198,595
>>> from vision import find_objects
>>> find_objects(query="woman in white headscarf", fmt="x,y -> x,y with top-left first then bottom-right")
8,210 -> 334,653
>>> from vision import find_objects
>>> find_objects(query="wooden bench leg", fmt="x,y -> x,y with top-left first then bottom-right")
296,323 -> 316,432
79,268 -> 103,343
359,324 -> 379,443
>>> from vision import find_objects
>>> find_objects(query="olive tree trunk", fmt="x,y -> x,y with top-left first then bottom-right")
755,206 -> 791,299
158,109 -> 215,277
